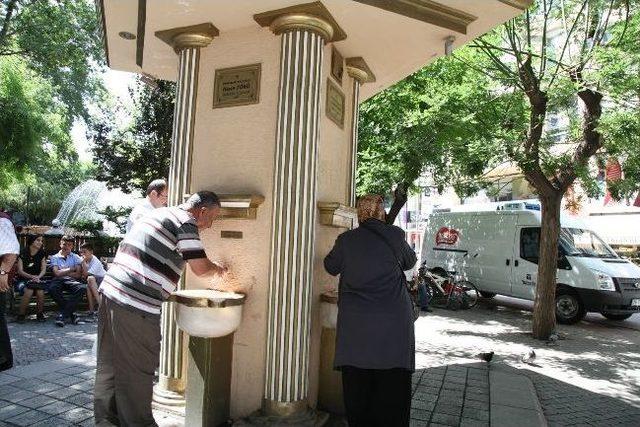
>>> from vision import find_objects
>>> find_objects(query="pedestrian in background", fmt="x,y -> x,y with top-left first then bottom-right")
126,178 -> 169,232
324,194 -> 417,427
0,209 -> 19,371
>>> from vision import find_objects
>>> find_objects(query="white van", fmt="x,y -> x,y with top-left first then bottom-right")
420,206 -> 640,324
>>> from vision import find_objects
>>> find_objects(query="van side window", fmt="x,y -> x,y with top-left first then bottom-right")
520,227 -> 540,263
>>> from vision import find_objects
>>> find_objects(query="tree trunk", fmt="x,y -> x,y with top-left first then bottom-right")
386,182 -> 409,225
532,192 -> 563,340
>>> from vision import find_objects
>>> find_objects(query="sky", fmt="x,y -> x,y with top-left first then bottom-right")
71,69 -> 135,162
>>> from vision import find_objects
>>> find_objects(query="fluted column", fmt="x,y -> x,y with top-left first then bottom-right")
153,23 -> 218,408
345,57 -> 375,206
254,8 -> 339,420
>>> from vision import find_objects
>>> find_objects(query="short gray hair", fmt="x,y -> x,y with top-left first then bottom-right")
182,191 -> 221,210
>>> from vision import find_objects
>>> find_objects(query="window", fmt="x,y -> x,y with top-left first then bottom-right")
520,228 -> 540,263
520,227 -> 573,269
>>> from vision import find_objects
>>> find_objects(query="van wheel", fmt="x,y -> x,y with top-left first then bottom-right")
555,289 -> 586,325
480,291 -> 496,299
601,312 -> 633,321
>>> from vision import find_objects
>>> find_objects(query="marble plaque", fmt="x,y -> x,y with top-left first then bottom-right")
213,63 -> 261,108
326,79 -> 345,128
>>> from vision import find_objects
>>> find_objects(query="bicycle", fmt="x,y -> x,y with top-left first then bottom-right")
416,261 -> 479,310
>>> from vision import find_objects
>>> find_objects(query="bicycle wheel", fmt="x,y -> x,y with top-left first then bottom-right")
457,280 -> 479,309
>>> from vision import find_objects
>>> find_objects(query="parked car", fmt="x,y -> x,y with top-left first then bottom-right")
420,206 -> 640,324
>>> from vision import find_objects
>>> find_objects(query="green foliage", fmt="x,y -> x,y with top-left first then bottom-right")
0,0 -> 105,119
0,162 -> 95,224
0,58 -> 45,188
89,77 -> 175,194
99,206 -> 132,234
69,218 -> 103,235
357,48 -> 525,201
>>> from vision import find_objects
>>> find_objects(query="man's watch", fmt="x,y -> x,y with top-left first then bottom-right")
0,269 -> 7,276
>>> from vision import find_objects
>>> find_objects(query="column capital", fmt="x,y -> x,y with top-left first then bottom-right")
254,1 -> 346,43
345,57 -> 376,84
155,22 -> 219,53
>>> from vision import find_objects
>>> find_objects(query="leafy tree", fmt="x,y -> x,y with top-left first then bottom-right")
89,77 -> 175,194
358,0 -> 638,339
0,0 -> 105,118
469,0 -> 638,339
0,56 -> 93,223
357,48 -> 523,223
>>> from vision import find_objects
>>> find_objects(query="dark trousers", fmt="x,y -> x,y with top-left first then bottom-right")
342,366 -> 412,427
48,278 -> 85,318
94,296 -> 161,427
0,292 -> 13,371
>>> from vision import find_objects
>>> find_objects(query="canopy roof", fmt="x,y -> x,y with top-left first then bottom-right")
98,0 -> 531,100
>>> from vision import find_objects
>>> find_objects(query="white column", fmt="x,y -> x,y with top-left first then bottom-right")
345,57 -> 375,206
262,14 -> 334,418
153,25 -> 217,407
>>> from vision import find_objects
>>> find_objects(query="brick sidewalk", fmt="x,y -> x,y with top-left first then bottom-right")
7,314 -> 97,366
0,350 -> 183,427
411,363 -> 490,427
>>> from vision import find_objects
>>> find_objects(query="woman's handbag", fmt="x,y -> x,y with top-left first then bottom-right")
361,223 -> 420,321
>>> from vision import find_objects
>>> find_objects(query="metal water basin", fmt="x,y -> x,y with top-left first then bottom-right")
168,289 -> 246,338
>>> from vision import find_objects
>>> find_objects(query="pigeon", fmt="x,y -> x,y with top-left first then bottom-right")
477,351 -> 494,363
521,350 -> 536,364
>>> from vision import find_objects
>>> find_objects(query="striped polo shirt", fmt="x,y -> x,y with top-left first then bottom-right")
100,206 -> 206,315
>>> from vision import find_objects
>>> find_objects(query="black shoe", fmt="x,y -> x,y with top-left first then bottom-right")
70,314 -> 85,325
420,306 -> 433,313
16,315 -> 26,324
37,313 -> 46,322
55,315 -> 65,327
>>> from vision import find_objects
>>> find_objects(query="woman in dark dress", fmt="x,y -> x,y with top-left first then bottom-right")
16,234 -> 47,322
324,194 -> 417,427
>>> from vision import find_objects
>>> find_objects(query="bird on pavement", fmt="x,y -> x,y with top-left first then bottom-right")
477,351 -> 494,363
522,349 -> 536,364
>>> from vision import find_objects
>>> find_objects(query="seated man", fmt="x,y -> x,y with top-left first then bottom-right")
79,242 -> 106,316
49,236 -> 85,327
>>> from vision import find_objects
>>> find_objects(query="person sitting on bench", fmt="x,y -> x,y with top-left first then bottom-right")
15,234 -> 47,323
49,236 -> 84,327
80,242 -> 106,316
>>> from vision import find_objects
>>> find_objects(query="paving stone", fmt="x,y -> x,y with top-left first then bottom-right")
0,403 -> 31,419
2,389 -> 39,403
49,375 -> 85,387
465,393 -> 490,404
18,395 -> 59,410
411,399 -> 435,412
5,409 -> 52,426
45,386 -> 81,399
460,417 -> 489,427
30,416 -> 76,427
431,412 -> 460,426
39,401 -> 81,416
442,382 -> 465,391
434,403 -> 463,416
463,399 -> 488,410
57,407 -> 93,423
409,419 -> 426,427
413,392 -> 438,403
64,393 -> 93,407
70,380 -> 94,391
462,406 -> 490,421
409,409 -> 431,421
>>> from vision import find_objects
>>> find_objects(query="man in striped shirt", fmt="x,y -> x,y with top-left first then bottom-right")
95,191 -> 228,426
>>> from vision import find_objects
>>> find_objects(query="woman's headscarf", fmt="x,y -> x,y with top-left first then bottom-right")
357,194 -> 386,223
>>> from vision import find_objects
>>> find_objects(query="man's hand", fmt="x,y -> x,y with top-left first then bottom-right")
0,274 -> 8,292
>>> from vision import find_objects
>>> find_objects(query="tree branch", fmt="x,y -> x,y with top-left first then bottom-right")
0,0 -> 18,48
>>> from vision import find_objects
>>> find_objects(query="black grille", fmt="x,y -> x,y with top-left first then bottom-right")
616,278 -> 640,292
